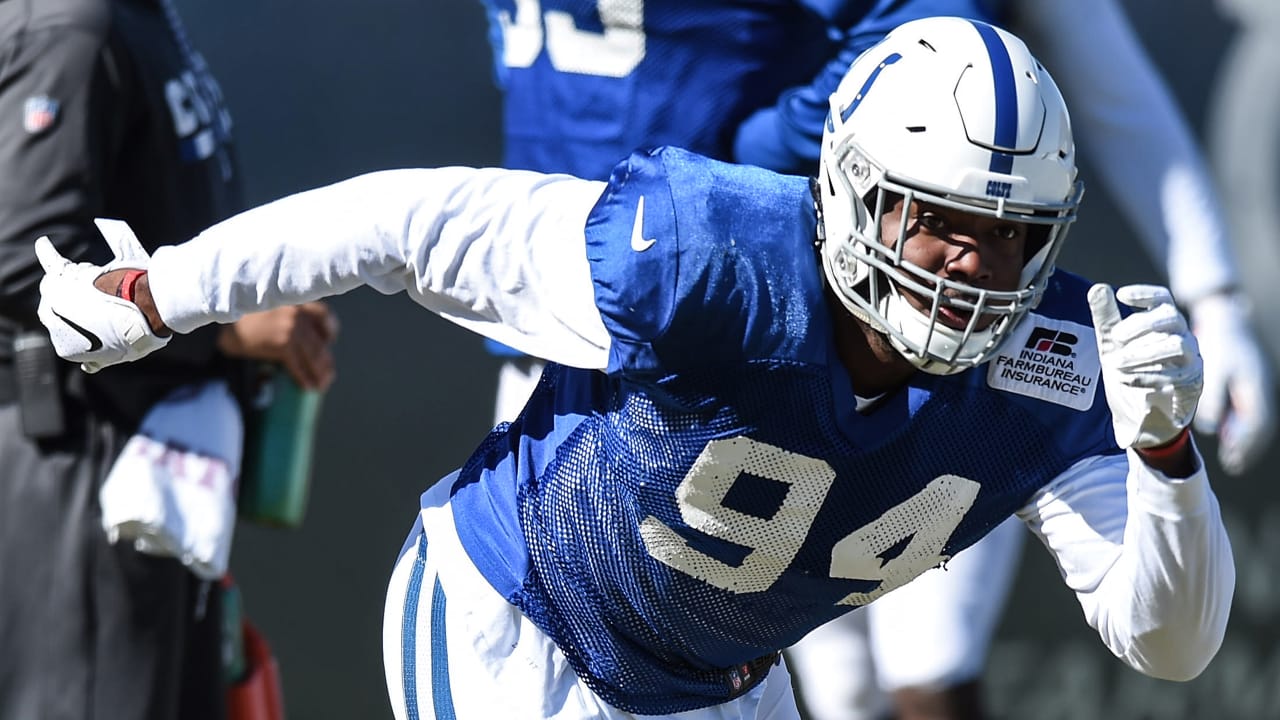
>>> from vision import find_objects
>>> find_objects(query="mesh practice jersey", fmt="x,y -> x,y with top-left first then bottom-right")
447,148 -> 1117,712
147,148 -> 1235,716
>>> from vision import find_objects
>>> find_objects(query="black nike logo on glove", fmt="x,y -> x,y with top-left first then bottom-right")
51,310 -> 103,352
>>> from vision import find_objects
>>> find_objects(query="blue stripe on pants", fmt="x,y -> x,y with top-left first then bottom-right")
431,578 -> 456,720
402,533 -> 427,720
400,530 -> 458,720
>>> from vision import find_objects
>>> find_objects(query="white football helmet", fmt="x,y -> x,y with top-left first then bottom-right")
818,16 -> 1083,374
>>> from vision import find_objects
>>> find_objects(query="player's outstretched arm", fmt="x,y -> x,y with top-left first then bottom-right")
35,168 -> 612,373
1020,450 -> 1234,682
1016,283 -> 1233,681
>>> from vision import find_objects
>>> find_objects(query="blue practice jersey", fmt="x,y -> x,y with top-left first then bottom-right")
481,0 -> 833,180
480,0 -> 1008,180
447,148 -> 1120,714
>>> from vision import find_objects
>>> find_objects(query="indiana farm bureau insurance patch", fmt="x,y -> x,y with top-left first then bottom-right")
986,315 -> 1100,411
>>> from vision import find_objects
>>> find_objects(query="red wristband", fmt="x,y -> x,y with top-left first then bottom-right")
117,269 -> 146,303
1135,427 -> 1191,460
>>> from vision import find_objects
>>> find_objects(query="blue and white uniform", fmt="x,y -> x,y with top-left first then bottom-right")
142,148 -> 1234,719
452,149 -> 1111,713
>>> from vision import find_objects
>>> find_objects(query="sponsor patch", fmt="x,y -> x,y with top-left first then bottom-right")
23,95 -> 59,134
986,315 -> 1099,410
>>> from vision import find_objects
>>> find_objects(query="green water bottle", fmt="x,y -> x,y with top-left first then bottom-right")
221,576 -> 247,686
238,364 -> 324,528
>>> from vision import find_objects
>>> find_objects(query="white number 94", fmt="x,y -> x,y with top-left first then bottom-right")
639,437 -> 981,606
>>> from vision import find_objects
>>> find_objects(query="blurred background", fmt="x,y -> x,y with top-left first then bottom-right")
171,1 -> 1280,717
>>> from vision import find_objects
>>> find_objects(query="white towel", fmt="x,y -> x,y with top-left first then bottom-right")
100,379 -> 243,580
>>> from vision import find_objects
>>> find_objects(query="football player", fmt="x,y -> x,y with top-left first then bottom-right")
35,18 -> 1233,720
480,6 -> 1271,712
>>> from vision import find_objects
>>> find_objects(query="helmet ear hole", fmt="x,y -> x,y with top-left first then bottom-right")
1023,224 -> 1051,264
865,189 -> 901,217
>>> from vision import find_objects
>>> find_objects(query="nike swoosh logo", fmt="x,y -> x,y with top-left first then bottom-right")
51,309 -> 102,352
630,196 -> 657,252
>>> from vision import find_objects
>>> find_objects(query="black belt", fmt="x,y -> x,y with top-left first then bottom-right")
721,650 -> 782,699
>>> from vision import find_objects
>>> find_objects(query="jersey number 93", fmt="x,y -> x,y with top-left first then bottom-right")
499,0 -> 646,78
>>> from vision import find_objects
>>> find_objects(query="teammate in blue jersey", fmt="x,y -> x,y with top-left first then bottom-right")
33,18 -> 1234,720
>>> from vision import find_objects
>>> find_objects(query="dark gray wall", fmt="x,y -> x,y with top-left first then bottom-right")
172,2 -> 1279,717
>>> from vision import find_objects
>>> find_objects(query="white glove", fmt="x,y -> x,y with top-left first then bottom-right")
35,219 -> 170,373
1088,283 -> 1203,449
1189,292 -> 1277,474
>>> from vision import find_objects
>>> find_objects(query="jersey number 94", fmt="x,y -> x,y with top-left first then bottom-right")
639,437 -> 981,605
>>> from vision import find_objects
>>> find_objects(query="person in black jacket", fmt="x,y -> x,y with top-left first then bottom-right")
0,2 -> 337,718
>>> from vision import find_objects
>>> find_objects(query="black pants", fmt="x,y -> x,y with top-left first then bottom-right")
0,403 -> 225,720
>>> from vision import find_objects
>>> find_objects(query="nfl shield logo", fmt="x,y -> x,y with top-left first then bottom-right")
23,95 -> 60,134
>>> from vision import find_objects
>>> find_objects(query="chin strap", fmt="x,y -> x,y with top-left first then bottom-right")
810,175 -> 826,250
